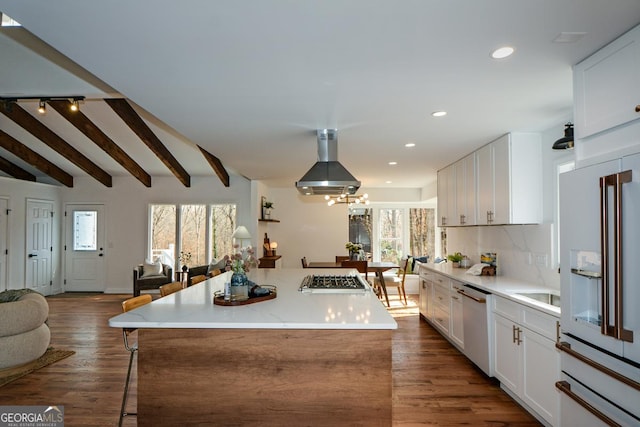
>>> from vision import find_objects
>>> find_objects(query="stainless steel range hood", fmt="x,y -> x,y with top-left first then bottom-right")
295,129 -> 361,195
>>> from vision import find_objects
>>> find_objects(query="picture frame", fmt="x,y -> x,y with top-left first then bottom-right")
260,196 -> 267,220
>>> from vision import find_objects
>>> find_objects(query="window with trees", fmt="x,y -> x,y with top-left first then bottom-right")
149,203 -> 236,269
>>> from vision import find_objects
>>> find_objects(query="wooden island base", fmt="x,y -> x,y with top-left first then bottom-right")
138,328 -> 392,426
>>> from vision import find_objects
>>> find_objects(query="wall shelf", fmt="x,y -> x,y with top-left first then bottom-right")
259,219 -> 280,223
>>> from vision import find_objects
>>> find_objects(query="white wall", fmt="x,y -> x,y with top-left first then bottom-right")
0,176 -> 62,292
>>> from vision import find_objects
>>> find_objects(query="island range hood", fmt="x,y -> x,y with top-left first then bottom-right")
295,129 -> 361,195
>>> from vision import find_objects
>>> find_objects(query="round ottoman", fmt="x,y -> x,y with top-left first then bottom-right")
0,290 -> 51,369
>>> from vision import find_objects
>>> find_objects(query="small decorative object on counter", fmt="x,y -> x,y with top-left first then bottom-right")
224,281 -> 231,301
230,272 -> 249,301
447,252 -> 464,267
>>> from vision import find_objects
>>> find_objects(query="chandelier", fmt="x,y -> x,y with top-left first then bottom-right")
325,193 -> 370,206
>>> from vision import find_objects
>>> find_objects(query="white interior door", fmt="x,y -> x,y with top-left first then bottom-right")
65,204 -> 106,292
25,199 -> 53,295
0,198 -> 8,292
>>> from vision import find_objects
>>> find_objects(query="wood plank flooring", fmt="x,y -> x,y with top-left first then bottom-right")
0,293 -> 540,426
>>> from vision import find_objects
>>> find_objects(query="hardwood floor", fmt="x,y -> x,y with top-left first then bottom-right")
0,293 -> 540,426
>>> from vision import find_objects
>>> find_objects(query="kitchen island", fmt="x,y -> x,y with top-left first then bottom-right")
109,268 -> 397,426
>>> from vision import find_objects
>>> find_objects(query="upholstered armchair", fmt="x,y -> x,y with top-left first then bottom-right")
133,263 -> 173,296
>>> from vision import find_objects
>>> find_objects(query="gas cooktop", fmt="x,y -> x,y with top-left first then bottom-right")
299,274 -> 370,293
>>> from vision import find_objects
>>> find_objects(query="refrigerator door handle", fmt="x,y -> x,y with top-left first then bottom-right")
600,171 -> 634,342
555,381 -> 621,427
556,341 -> 640,391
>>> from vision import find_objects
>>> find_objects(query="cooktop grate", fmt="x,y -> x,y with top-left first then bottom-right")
299,274 -> 369,293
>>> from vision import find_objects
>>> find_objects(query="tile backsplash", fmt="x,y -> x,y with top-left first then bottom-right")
446,223 -> 560,290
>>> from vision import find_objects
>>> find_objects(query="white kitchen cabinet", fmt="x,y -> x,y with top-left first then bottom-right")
437,165 -> 456,227
455,153 -> 476,226
449,279 -> 464,349
476,133 -> 542,225
492,296 -> 560,426
574,23 -> 640,140
418,268 -> 433,320
431,274 -> 450,335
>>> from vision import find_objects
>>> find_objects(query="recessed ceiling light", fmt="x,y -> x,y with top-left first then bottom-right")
405,142 -> 415,148
431,111 -> 447,117
386,181 -> 392,184
491,46 -> 514,59
388,161 -> 397,166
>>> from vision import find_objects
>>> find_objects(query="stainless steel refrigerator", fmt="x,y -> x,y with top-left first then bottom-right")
558,153 -> 640,426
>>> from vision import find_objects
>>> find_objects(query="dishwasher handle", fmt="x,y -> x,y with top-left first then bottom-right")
457,289 -> 486,304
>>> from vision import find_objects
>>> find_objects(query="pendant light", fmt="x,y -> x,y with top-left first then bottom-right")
552,123 -> 574,150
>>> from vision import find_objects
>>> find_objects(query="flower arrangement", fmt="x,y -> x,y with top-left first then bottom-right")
225,244 -> 259,274
178,251 -> 192,266
345,242 -> 363,254
263,201 -> 274,209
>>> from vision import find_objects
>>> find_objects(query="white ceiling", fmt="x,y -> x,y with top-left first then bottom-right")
1,1 -> 640,191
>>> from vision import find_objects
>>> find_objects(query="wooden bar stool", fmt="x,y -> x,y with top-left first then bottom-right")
119,294 -> 152,427
159,281 -> 183,297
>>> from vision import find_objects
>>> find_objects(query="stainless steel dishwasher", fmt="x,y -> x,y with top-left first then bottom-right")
457,284 -> 492,376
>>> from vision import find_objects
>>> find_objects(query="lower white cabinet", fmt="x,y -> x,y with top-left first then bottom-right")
492,296 -> 560,426
418,272 -> 432,320
449,280 -> 464,349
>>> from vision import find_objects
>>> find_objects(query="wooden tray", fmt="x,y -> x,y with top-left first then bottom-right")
213,286 -> 276,306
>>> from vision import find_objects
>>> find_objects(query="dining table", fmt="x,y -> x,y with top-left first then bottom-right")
306,260 -> 400,306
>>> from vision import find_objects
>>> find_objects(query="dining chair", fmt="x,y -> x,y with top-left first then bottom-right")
374,258 -> 408,305
340,260 -> 369,282
190,274 -> 207,285
301,257 -> 308,268
159,281 -> 183,297
119,294 -> 152,426
335,255 -> 350,263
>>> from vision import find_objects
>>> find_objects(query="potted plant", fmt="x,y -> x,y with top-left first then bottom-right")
263,201 -> 274,219
447,252 -> 464,267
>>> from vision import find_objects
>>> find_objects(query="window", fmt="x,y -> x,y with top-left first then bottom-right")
73,211 -> 97,251
372,207 -> 435,263
149,203 -> 236,269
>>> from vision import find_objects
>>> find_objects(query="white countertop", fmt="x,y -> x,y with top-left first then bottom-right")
109,268 -> 398,330
417,262 -> 560,317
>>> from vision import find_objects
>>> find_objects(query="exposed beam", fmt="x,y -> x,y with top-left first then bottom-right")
198,145 -> 230,187
0,103 -> 112,187
104,98 -> 190,187
49,100 -> 151,187
0,155 -> 36,182
0,130 -> 73,187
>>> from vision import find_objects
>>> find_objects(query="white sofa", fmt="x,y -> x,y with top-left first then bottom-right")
0,290 -> 51,369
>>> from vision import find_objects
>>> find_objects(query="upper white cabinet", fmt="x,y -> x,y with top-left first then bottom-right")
455,153 -> 477,226
574,24 -> 640,139
437,165 -> 455,227
476,133 -> 542,225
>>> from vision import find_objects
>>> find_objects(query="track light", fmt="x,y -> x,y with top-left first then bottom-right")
37,100 -> 47,114
70,99 -> 79,112
0,96 -> 85,113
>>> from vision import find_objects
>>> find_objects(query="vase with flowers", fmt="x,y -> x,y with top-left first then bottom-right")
179,251 -> 192,272
224,244 -> 259,301
345,242 -> 364,261
263,201 -> 274,219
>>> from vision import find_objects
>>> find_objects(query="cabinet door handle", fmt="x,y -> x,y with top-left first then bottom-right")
512,325 -> 518,344
460,214 -> 465,225
516,327 -> 522,345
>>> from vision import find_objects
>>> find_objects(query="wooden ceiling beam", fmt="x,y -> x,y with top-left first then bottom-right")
49,100 -> 151,187
0,155 -> 36,182
198,145 -> 230,187
105,98 -> 190,187
0,103 -> 112,187
0,129 -> 73,187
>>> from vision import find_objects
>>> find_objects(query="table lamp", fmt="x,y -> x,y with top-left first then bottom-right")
232,225 -> 251,248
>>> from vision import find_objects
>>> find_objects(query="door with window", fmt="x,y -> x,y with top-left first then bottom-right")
26,199 -> 53,295
65,204 -> 106,292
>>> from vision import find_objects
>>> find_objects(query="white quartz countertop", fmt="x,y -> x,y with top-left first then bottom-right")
109,268 -> 398,330
417,262 -> 560,317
